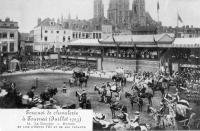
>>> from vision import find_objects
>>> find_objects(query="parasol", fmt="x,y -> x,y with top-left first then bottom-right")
115,68 -> 125,75
73,67 -> 83,73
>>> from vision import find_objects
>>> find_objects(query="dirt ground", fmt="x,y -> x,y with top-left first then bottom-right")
2,73 -> 200,130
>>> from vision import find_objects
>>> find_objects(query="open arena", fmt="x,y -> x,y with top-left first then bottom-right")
1,72 -> 200,130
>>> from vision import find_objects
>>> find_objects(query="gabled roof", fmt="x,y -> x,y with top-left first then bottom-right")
34,18 -> 63,28
100,33 -> 174,44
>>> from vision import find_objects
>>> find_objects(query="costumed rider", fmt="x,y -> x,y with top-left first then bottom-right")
157,102 -> 166,125
81,89 -> 87,102
99,83 -> 106,102
105,82 -> 112,103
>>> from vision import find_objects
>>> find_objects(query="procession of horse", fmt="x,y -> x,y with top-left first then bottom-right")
0,67 -> 200,131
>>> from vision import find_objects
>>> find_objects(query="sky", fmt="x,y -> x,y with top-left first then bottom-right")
0,0 -> 200,32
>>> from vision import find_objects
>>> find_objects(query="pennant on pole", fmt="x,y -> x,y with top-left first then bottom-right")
157,1 -> 160,11
178,13 -> 183,23
134,5 -> 137,14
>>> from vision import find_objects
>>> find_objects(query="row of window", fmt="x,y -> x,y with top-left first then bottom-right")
45,30 -> 67,34
44,36 -> 70,42
0,32 -> 15,39
1,42 -> 15,52
72,32 -> 101,39
44,30 -> 102,39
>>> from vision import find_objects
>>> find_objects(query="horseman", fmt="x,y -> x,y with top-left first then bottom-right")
105,82 -> 112,103
110,92 -> 120,110
27,86 -> 36,99
98,83 -> 106,102
158,102 -> 166,116
81,89 -> 87,102
156,102 -> 166,126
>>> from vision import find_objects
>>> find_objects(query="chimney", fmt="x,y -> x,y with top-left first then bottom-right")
38,18 -> 42,25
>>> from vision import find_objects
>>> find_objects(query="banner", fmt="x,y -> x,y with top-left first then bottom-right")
0,109 -> 93,131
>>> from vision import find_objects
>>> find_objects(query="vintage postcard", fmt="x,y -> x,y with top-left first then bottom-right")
0,0 -> 200,131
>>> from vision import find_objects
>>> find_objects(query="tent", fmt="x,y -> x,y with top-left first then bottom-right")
9,59 -> 21,72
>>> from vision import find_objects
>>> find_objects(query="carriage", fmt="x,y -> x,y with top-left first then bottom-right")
69,67 -> 89,87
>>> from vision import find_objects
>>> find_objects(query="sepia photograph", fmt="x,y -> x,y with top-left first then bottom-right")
0,0 -> 200,130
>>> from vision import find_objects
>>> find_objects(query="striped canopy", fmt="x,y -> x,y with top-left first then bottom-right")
173,38 -> 200,48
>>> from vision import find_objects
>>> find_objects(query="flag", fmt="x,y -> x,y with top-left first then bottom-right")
112,34 -> 119,55
157,1 -> 160,11
134,5 -> 137,14
112,34 -> 116,44
178,13 -> 183,23
41,27 -> 43,40
153,35 -> 157,44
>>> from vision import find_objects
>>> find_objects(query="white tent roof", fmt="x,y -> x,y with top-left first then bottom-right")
172,37 -> 200,48
69,39 -> 101,46
10,59 -> 20,63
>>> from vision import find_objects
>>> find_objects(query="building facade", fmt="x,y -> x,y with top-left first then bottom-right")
0,18 -> 19,54
132,0 -> 146,26
94,0 -> 104,19
107,0 -> 130,29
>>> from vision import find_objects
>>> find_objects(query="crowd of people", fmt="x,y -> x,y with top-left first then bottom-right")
1,65 -> 200,130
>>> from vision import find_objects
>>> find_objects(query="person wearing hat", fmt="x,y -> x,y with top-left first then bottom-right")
62,82 -> 67,93
81,89 -> 87,103
158,102 -> 165,115
27,86 -> 36,99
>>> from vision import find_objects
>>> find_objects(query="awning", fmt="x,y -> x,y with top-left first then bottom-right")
172,38 -> 200,48
60,56 -> 67,58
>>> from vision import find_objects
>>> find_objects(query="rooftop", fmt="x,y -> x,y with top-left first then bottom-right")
0,18 -> 19,29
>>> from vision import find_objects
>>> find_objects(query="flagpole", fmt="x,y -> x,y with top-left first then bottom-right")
157,0 -> 160,22
177,10 -> 179,27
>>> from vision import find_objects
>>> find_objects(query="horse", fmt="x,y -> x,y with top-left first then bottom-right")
125,92 -> 143,112
151,78 -> 166,97
79,75 -> 89,88
94,85 -> 112,103
75,91 -> 91,109
109,102 -> 127,119
133,83 -> 153,105
148,106 -> 177,130
169,93 -> 192,121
